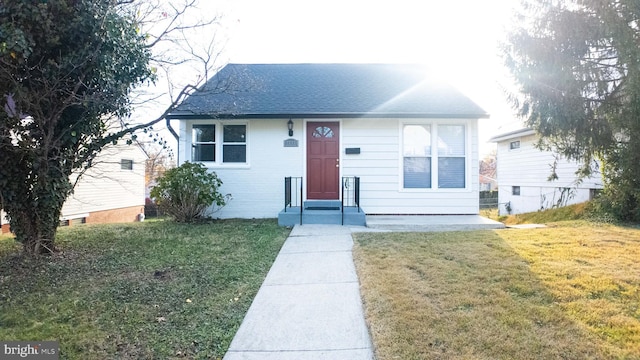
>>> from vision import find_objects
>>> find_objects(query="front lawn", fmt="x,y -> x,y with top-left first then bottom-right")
0,219 -> 290,359
353,221 -> 640,359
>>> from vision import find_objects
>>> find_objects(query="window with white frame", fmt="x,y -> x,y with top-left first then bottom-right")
192,124 -> 216,162
222,125 -> 247,163
191,123 -> 247,164
437,125 -> 465,188
402,123 -> 466,189
120,159 -> 133,170
403,125 -> 432,188
509,140 -> 521,150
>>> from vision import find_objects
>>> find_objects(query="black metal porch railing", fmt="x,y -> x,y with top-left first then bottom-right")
341,176 -> 360,225
284,176 -> 360,226
284,176 -> 303,224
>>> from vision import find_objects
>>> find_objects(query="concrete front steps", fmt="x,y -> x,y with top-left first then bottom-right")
278,200 -> 366,226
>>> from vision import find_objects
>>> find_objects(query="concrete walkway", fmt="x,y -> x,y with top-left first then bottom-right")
366,214 -> 505,232
223,225 -> 374,360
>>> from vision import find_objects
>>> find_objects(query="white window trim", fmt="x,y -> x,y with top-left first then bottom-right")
399,120 -> 471,192
512,186 -> 521,196
187,120 -> 250,168
120,159 -> 134,170
509,139 -> 521,151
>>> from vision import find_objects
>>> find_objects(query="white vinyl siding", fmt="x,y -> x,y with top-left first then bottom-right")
342,118 -> 478,215
0,210 -> 8,227
61,142 -> 145,219
177,117 -> 480,218
496,132 -> 603,215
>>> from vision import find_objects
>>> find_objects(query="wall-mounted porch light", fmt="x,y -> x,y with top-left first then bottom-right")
287,119 -> 294,137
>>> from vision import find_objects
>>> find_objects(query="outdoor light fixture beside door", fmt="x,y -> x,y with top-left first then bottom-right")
287,119 -> 294,137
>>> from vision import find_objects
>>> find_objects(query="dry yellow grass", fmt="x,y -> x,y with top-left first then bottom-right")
353,222 -> 640,360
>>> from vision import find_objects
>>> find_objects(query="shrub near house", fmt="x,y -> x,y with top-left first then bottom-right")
151,162 -> 230,222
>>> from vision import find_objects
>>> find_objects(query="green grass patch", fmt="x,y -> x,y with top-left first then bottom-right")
501,202 -> 589,225
353,222 -> 640,359
0,219 -> 290,359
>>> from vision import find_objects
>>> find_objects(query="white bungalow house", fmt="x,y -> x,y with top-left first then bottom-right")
1,141 -> 146,234
166,63 -> 490,225
490,128 -> 603,215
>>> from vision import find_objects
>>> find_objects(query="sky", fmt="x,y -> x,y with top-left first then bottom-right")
189,0 -> 524,156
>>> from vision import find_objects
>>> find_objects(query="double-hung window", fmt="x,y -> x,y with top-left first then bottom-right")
403,125 -> 432,188
191,123 -> 247,164
437,125 -> 466,188
402,123 -> 466,189
192,125 -> 216,162
222,125 -> 247,163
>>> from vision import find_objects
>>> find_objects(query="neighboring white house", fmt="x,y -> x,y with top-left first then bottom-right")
166,64 -> 490,224
1,141 -> 146,234
490,128 -> 603,216
0,210 -> 8,234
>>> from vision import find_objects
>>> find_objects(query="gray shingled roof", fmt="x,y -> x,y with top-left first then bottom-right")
166,63 -> 488,119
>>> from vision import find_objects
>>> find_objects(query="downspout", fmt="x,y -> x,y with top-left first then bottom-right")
166,117 -> 179,162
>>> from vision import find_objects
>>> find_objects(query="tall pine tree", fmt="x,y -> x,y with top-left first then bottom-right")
504,0 -> 640,221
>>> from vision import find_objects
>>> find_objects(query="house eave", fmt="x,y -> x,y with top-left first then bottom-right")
165,112 -> 490,120
489,128 -> 536,143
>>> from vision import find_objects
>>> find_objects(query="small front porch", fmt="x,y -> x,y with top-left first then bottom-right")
278,177 -> 366,226
278,200 -> 367,227
276,176 -> 506,231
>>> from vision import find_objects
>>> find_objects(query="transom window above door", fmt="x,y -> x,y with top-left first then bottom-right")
312,126 -> 334,138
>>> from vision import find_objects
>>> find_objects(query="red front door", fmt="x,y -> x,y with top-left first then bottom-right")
307,122 -> 340,199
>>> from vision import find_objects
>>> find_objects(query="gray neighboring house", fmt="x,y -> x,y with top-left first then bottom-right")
166,63 -> 489,225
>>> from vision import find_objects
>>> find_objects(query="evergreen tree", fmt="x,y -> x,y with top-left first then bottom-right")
503,0 -> 640,221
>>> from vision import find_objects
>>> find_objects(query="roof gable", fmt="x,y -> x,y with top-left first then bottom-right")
167,63 -> 488,119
